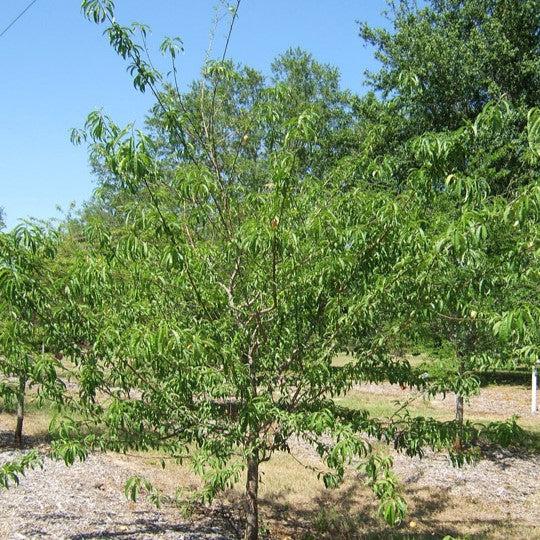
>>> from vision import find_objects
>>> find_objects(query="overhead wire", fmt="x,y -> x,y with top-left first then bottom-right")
0,0 -> 39,40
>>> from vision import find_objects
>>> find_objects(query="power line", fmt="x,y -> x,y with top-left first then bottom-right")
0,0 -> 39,40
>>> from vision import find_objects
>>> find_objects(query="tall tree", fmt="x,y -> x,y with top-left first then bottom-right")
359,0 -> 540,132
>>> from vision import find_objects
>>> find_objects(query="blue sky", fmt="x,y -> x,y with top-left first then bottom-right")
1,1 -> 390,228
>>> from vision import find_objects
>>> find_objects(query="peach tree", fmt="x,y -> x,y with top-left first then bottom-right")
48,2 -> 533,538
0,224 -> 63,445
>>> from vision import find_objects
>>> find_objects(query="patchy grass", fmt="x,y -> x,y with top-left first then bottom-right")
332,354 -> 540,445
0,398 -> 53,448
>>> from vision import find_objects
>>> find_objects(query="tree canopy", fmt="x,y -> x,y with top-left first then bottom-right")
359,0 -> 540,131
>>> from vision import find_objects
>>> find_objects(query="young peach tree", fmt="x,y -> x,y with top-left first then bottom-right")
0,224 -> 62,445
49,2 -> 531,538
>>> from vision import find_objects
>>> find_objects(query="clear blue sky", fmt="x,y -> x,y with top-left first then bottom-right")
1,0 -> 390,228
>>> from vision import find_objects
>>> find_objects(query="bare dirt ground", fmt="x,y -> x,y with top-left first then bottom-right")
0,383 -> 539,539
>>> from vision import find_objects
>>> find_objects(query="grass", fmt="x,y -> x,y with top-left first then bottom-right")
332,353 -> 540,441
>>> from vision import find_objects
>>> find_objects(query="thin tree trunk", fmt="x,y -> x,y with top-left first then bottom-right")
455,394 -> 464,423
454,352 -> 465,450
244,451 -> 259,540
14,375 -> 26,446
455,352 -> 465,424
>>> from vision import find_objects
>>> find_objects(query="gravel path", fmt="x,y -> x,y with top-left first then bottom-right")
0,451 -> 237,540
392,448 -> 540,520
2,445 -> 538,539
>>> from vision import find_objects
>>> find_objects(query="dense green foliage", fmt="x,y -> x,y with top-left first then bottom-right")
0,224 -> 64,443
0,1 -> 538,539
354,0 -> 540,425
395,101 -> 540,426
360,0 -> 540,131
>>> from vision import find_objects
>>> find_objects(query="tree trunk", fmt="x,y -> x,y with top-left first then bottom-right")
455,349 -> 465,421
454,352 -> 465,450
244,452 -> 259,540
14,375 -> 26,446
455,394 -> 464,423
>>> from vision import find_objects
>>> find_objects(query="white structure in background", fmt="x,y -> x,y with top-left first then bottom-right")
532,361 -> 540,414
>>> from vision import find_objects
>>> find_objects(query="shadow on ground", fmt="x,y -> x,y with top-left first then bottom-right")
0,427 -> 50,450
18,508 -> 241,540
255,476 -> 534,539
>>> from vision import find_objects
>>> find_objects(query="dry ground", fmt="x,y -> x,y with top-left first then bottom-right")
0,380 -> 539,539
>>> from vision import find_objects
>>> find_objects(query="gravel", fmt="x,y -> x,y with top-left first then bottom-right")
0,451 -> 238,540
392,448 -> 540,519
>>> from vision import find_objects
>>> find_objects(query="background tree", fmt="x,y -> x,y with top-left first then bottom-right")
85,46 -> 355,219
359,0 -> 540,132
0,223 -> 63,444
350,0 -> 540,386
340,0 -> 540,194
393,98 -> 540,436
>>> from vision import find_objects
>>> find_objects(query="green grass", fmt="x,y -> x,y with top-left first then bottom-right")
336,392 -> 444,419
335,383 -> 540,454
